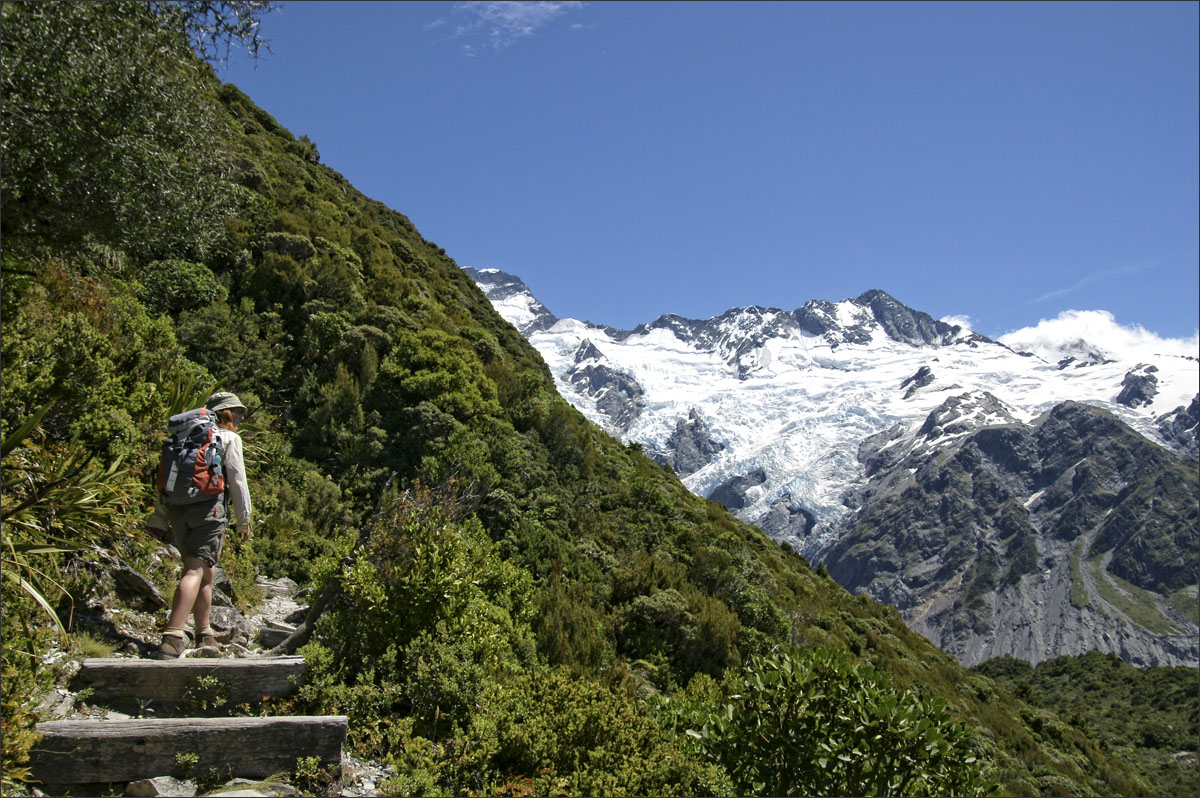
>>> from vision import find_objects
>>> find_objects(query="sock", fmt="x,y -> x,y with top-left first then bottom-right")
163,626 -> 185,638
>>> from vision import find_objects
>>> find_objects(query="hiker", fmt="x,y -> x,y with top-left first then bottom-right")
157,392 -> 253,658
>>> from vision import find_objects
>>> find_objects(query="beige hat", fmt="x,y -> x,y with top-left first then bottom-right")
206,392 -> 247,414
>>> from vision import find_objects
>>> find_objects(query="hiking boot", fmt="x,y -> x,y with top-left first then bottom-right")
199,631 -> 219,649
158,634 -> 186,659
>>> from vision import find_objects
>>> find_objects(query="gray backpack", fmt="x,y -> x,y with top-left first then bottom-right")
156,407 -> 225,505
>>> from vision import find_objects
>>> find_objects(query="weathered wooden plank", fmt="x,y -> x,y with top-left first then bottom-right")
71,656 -> 306,708
31,715 -> 347,785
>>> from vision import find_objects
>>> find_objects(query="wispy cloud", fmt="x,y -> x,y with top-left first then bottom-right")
430,1 -> 586,55
1028,261 -> 1154,306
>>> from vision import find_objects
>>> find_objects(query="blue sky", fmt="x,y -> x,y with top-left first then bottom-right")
218,1 -> 1199,342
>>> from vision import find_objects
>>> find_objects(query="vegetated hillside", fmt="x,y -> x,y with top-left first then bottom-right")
0,4 -> 1190,796
973,652 -> 1199,798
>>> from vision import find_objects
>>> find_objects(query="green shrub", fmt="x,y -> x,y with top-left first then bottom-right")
677,647 -> 996,797
474,665 -> 727,797
314,485 -> 535,736
0,646 -> 44,792
138,259 -> 227,316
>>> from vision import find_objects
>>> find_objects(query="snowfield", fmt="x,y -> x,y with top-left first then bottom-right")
470,268 -> 1199,558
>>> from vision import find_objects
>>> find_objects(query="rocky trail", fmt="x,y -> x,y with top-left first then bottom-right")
24,546 -> 395,798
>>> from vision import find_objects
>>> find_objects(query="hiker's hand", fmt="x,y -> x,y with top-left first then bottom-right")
239,522 -> 252,542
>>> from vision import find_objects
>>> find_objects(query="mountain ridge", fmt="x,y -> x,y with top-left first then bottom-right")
467,266 -> 1199,668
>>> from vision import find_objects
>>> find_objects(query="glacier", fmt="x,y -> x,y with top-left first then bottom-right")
467,267 -> 1198,562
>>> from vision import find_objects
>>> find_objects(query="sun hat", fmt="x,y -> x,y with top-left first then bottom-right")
206,392 -> 248,414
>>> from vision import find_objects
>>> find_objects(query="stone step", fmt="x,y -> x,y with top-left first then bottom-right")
31,715 -> 347,787
70,656 -> 306,712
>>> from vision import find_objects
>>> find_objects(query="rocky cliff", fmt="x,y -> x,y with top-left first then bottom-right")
824,399 -> 1199,667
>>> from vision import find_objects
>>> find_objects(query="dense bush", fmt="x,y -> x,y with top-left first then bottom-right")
310,485 -> 535,738
974,652 -> 1199,798
472,665 -> 729,796
0,1 -> 248,259
675,647 -> 996,797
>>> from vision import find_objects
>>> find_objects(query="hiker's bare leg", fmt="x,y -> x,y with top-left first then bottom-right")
167,556 -> 209,631
192,563 -> 215,632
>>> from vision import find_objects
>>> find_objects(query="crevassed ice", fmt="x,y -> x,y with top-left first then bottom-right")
475,278 -> 1199,557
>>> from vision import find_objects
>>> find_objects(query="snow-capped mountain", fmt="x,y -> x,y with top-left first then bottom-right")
467,267 -> 1199,667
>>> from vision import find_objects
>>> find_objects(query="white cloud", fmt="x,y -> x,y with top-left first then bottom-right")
998,309 -> 1200,363
443,1 -> 586,53
940,314 -> 973,331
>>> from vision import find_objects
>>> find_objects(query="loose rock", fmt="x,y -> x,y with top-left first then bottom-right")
125,776 -> 197,797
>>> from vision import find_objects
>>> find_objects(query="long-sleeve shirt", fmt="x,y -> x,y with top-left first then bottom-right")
217,428 -> 252,531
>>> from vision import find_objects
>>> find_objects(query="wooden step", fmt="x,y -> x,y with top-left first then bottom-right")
70,656 -> 306,711
31,715 -> 347,786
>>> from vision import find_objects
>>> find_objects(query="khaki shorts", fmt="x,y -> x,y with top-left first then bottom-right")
167,497 -> 227,566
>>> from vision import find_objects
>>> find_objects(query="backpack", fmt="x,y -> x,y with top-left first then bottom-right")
156,407 -> 225,505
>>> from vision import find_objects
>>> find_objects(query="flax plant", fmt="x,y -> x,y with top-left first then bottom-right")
1,403 -> 140,662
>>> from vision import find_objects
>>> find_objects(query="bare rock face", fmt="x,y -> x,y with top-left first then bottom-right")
213,564 -> 237,605
757,494 -> 818,546
462,267 -> 559,334
822,399 -> 1199,668
1157,394 -> 1199,458
901,365 -> 936,399
1115,363 -> 1160,408
566,339 -> 645,432
709,468 -> 767,511
661,409 -> 725,476
855,289 -> 965,346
